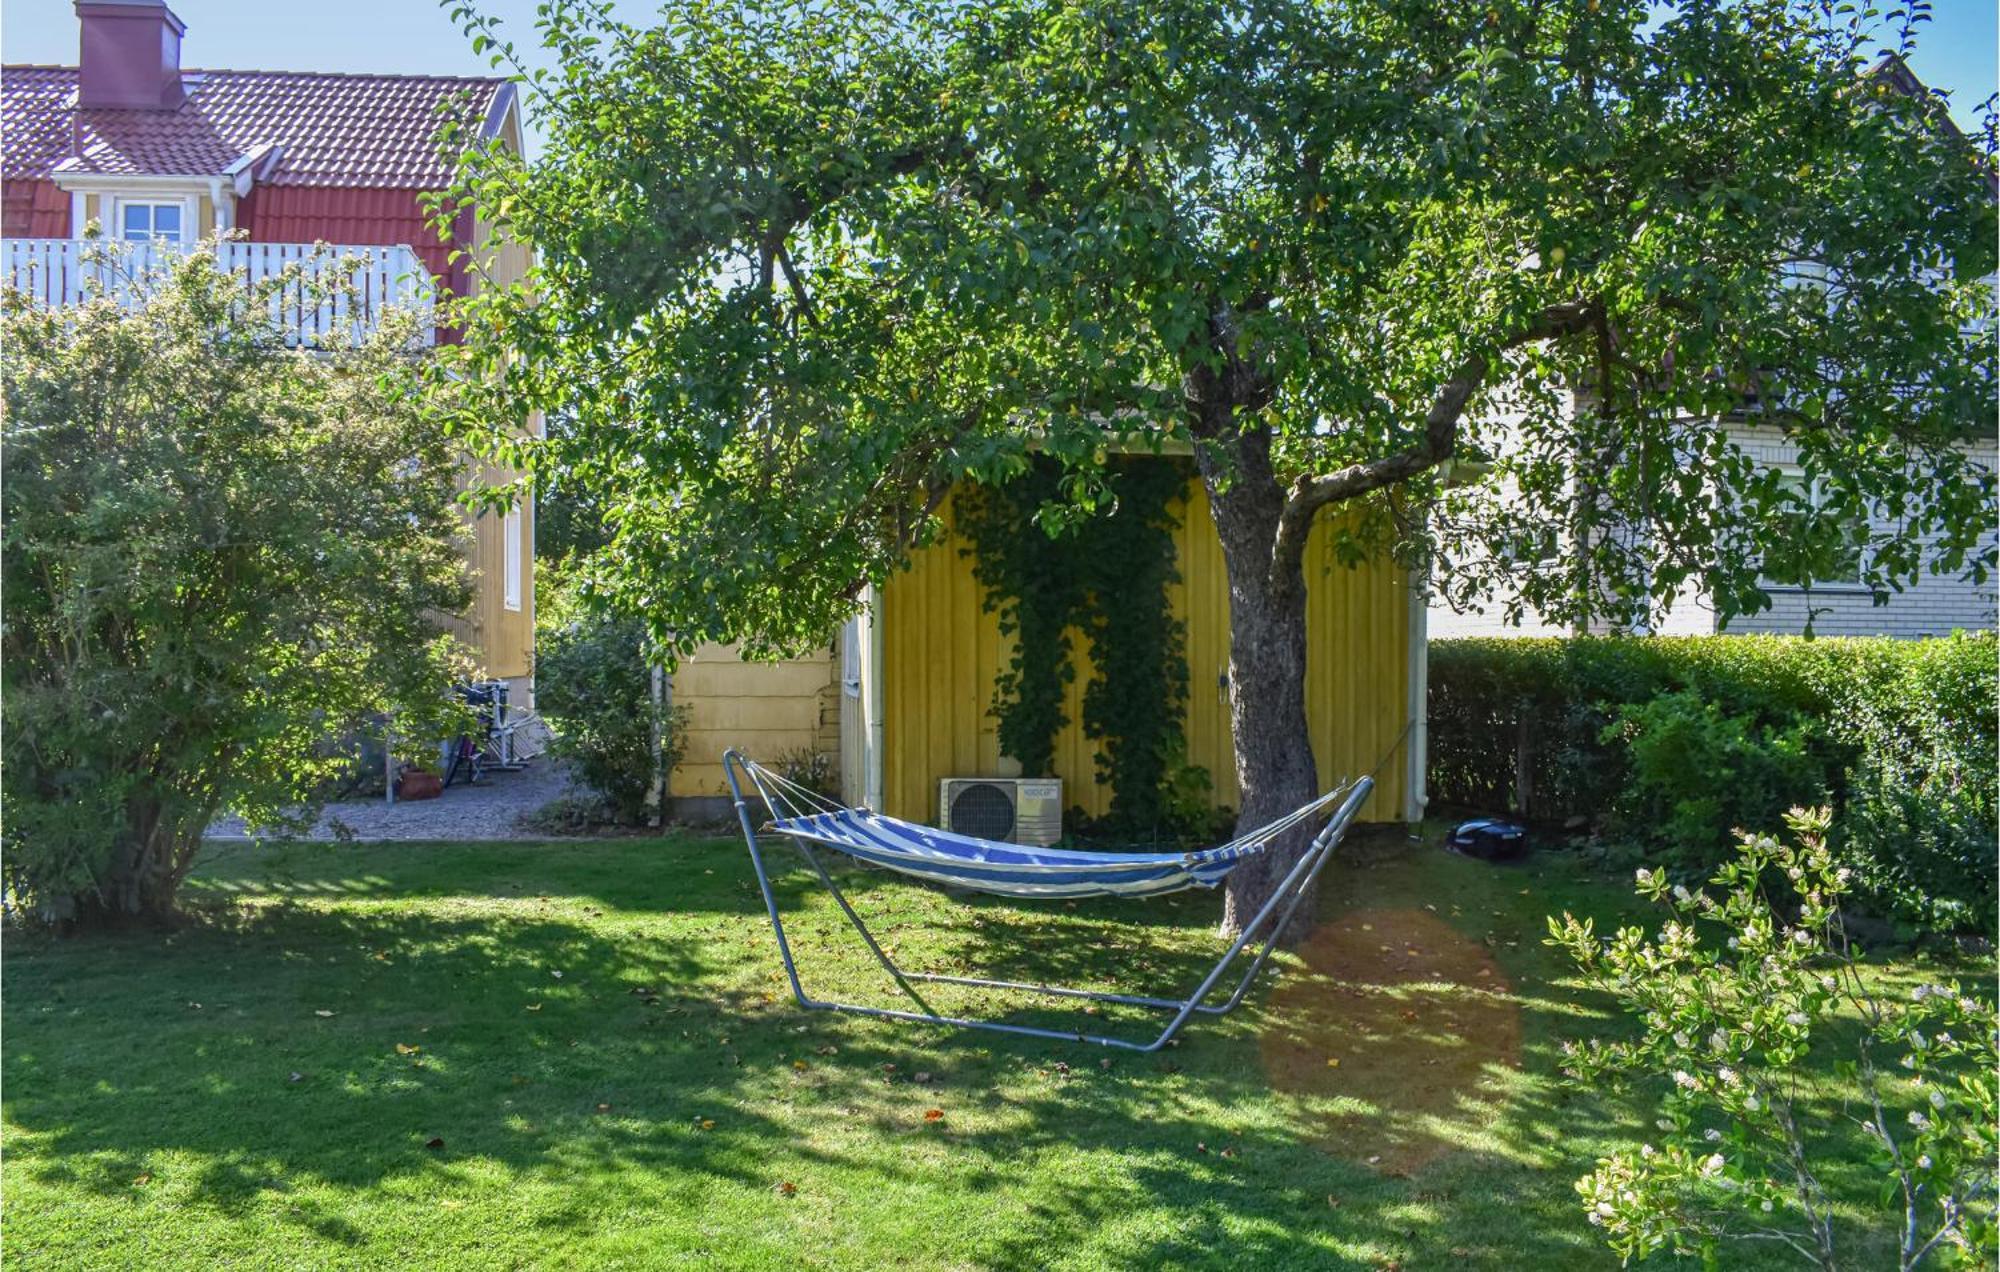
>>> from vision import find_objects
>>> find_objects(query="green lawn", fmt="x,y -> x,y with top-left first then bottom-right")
2,828 -> 1973,1268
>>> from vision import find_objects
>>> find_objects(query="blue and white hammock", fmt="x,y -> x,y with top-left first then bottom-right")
723,750 -> 1373,1051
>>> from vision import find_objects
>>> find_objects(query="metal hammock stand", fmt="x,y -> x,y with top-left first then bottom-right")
722,749 -> 1374,1051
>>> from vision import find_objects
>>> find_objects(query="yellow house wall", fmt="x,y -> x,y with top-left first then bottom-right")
670,642 -> 842,799
447,101 -> 537,684
878,483 -> 1411,823
431,458 -> 533,682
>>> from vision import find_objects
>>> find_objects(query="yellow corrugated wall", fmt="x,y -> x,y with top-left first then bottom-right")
880,483 -> 1411,823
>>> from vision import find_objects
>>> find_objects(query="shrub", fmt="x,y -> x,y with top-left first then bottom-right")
1549,808 -> 1997,1269
1,242 -> 473,925
769,748 -> 839,802
1605,691 -> 1827,866
534,574 -> 687,824
1429,634 -> 1997,934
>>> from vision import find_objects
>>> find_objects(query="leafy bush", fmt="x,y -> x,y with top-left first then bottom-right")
534,574 -> 687,824
1429,634 -> 1996,933
1549,808 -> 1997,1269
1604,691 -> 1826,865
1,242 -> 473,925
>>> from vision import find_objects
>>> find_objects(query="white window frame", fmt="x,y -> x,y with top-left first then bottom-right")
502,507 -> 523,611
112,195 -> 193,244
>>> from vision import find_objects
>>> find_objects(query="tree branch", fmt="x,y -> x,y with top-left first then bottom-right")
1269,300 -> 1601,582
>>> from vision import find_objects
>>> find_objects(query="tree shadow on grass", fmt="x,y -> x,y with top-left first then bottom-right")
4,837 -> 1668,1268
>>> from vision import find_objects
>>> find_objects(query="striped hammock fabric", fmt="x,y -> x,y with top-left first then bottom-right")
769,808 -> 1273,899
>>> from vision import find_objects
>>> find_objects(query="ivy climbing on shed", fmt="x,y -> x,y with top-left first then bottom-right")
958,455 -> 1200,837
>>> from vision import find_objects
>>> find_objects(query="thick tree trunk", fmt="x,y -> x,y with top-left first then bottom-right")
65,802 -> 200,929
1198,430 -> 1324,941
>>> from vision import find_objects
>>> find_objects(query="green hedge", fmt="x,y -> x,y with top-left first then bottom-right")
1428,633 -> 1997,935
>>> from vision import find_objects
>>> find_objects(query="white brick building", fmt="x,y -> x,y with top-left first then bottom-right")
1430,421 -> 1997,640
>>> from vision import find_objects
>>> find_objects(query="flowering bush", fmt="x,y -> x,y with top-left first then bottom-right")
1547,807 -> 1997,1268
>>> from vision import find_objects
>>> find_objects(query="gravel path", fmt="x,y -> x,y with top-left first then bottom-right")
206,758 -> 577,842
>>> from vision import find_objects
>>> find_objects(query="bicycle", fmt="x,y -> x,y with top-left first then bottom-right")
441,681 -> 546,787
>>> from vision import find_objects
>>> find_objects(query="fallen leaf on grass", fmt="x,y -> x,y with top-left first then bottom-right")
395,1043 -> 421,1056
792,1059 -> 809,1072
1325,1057 -> 1341,1068
525,1003 -> 543,1012
775,1181 -> 797,1197
923,1108 -> 944,1122
425,1137 -> 446,1151
913,1071 -> 931,1084
816,1045 -> 838,1057
596,1103 -> 611,1112
132,1173 -> 153,1186
287,1072 -> 304,1083
550,971 -> 563,979
313,1010 -> 335,1018
699,1119 -> 715,1130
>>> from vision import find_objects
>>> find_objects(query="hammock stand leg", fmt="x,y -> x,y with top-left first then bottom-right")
724,749 -> 1369,1052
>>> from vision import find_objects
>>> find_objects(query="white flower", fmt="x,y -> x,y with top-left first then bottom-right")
1743,1094 -> 1760,1111
1912,985 -> 1931,1002
1785,866 -> 1803,882
1835,867 -> 1851,883
1908,1111 -> 1931,1131
1672,884 -> 1691,902
1718,1066 -> 1739,1086
1640,1143 -> 1655,1158
1700,1153 -> 1726,1177
1761,1199 -> 1775,1212
1790,928 -> 1812,945
1673,1070 -> 1697,1090
1917,1154 -> 1933,1169
1911,1031 -> 1927,1049
1785,1011 -> 1808,1027
1705,1128 -> 1723,1143
1709,1031 -> 1728,1052
1673,1031 -> 1690,1048
1929,1089 -> 1946,1110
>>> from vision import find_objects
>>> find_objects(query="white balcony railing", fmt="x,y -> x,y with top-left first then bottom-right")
2,238 -> 436,347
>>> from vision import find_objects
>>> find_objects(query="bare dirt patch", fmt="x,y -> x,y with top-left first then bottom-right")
1259,907 -> 1522,1175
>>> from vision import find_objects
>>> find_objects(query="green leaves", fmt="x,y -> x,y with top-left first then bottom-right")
440,0 -> 1990,721
1,242 -> 476,922
1551,809 -> 1999,1267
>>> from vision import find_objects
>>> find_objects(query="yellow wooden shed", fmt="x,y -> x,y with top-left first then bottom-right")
667,478 -> 1428,827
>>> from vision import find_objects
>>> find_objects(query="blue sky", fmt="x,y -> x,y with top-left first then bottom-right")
5,0 -> 1995,147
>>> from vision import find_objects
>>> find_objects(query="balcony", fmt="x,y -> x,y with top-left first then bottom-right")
2,238 -> 436,347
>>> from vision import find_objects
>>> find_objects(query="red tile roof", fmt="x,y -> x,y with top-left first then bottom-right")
0,65 -> 509,189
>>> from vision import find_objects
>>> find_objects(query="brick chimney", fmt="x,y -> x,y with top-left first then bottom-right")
76,0 -> 187,110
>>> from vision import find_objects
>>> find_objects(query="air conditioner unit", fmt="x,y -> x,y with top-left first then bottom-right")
938,777 -> 1062,847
